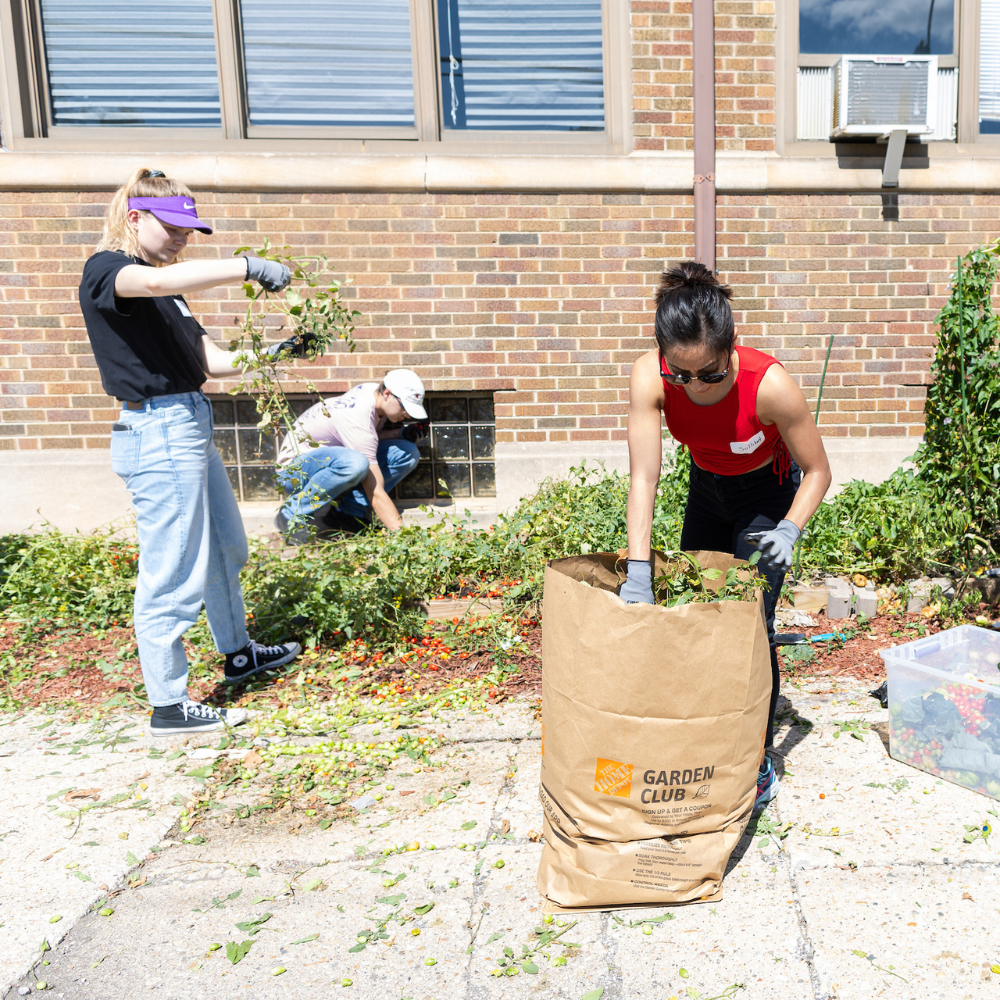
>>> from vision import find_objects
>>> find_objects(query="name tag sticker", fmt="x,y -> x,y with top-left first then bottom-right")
730,430 -> 765,455
174,298 -> 193,318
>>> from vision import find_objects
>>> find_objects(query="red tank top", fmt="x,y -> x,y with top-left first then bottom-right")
660,345 -> 791,479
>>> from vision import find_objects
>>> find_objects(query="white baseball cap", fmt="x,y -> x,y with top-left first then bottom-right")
383,369 -> 427,420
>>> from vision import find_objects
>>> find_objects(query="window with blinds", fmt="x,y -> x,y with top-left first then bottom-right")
437,0 -> 605,131
981,0 -> 1000,134
240,0 -> 415,128
38,0 -> 221,127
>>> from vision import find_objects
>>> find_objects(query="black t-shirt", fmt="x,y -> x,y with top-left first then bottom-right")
79,250 -> 208,401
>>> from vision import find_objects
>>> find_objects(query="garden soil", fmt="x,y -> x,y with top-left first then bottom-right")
536,551 -> 770,910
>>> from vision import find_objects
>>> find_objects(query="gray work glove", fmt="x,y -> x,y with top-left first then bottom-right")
263,331 -> 317,359
243,255 -> 292,292
744,519 -> 801,573
618,558 -> 654,605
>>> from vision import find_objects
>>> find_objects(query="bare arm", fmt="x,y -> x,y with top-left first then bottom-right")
114,258 -> 248,298
626,351 -> 666,560
361,463 -> 403,530
757,365 -> 833,530
198,334 -> 242,379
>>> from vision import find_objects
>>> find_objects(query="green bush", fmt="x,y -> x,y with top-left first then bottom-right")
915,246 -> 1000,564
798,467 -> 969,581
0,527 -> 138,627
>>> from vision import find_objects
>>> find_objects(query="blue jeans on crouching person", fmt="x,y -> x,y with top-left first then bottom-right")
276,439 -> 420,522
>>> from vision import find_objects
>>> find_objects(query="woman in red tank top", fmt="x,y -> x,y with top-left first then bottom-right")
622,262 -> 832,806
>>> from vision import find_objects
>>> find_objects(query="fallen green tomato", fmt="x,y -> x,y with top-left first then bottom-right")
48,916 -> 62,924
494,859 -> 505,869
35,983 -> 48,991
679,968 -> 689,978
642,923 -> 652,935
340,977 -> 353,986
98,908 -> 114,917
272,967 -> 286,975
425,957 -> 437,966
208,943 -> 222,951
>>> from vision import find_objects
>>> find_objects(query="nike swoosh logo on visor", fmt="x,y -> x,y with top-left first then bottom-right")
183,202 -> 195,209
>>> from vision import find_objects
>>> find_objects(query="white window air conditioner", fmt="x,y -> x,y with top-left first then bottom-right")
831,55 -> 938,187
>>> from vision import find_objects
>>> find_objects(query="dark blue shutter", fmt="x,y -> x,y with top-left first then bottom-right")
982,0 -> 1000,131
39,0 -> 221,127
240,0 -> 415,128
438,0 -> 605,131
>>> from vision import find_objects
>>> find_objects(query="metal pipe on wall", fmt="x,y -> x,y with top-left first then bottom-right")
692,0 -> 716,270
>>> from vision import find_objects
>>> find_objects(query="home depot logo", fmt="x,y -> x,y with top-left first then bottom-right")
594,758 -> 633,798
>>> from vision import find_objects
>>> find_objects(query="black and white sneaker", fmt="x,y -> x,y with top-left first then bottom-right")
224,639 -> 302,685
150,698 -> 248,737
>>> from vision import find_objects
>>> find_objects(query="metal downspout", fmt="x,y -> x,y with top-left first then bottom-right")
692,0 -> 716,270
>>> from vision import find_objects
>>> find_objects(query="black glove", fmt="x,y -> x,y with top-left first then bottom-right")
243,255 -> 292,292
400,420 -> 430,444
263,331 -> 317,359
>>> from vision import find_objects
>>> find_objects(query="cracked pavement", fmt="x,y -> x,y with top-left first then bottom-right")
1,681 -> 998,999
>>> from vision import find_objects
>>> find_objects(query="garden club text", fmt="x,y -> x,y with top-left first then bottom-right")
641,766 -> 716,803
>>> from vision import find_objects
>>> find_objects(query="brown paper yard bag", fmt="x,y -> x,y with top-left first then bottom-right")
536,551 -> 771,910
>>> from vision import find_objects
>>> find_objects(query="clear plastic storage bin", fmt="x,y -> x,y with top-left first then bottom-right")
880,624 -> 1000,799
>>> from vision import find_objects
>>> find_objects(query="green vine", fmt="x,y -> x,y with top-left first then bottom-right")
917,245 -> 1000,568
229,238 -> 360,437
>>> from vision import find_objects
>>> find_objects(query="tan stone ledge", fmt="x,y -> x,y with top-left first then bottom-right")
0,150 -> 995,193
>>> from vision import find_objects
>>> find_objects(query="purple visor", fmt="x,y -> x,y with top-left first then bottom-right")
127,196 -> 213,234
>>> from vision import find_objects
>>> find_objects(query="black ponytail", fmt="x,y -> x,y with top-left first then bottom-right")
654,261 -> 734,355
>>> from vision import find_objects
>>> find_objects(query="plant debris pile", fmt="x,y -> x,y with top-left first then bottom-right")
652,550 -> 766,607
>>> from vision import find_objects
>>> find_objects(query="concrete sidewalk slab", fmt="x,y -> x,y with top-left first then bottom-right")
3,684 -> 1000,998
611,845 -> 814,1000
798,866 -> 1000,999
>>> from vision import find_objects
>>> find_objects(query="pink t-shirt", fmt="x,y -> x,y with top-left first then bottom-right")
276,383 -> 385,466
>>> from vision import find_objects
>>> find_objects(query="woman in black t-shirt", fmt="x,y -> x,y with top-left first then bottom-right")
80,167 -> 310,736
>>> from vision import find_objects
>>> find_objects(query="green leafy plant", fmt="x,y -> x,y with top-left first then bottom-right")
651,550 -> 766,608
832,719 -> 870,741
918,247 -> 1000,570
851,948 -> 908,982
230,238 -> 359,438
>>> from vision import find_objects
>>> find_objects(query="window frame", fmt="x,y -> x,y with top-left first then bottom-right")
778,0 -> 999,152
0,0 -> 631,153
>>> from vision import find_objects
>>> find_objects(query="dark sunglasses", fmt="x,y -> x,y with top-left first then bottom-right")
659,352 -> 731,385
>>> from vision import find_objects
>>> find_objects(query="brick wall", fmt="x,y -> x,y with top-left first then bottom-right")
718,193 -> 995,438
0,189 -> 992,452
631,0 -> 775,152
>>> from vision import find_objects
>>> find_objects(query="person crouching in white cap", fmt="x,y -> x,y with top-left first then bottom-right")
274,369 -> 428,540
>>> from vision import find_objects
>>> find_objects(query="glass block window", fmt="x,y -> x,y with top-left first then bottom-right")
210,393 -> 495,503
209,396 -> 312,502
394,394 -> 496,501
39,0 -> 222,127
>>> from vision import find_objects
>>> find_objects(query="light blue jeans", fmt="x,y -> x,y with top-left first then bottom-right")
111,392 -> 249,707
276,439 -> 420,520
